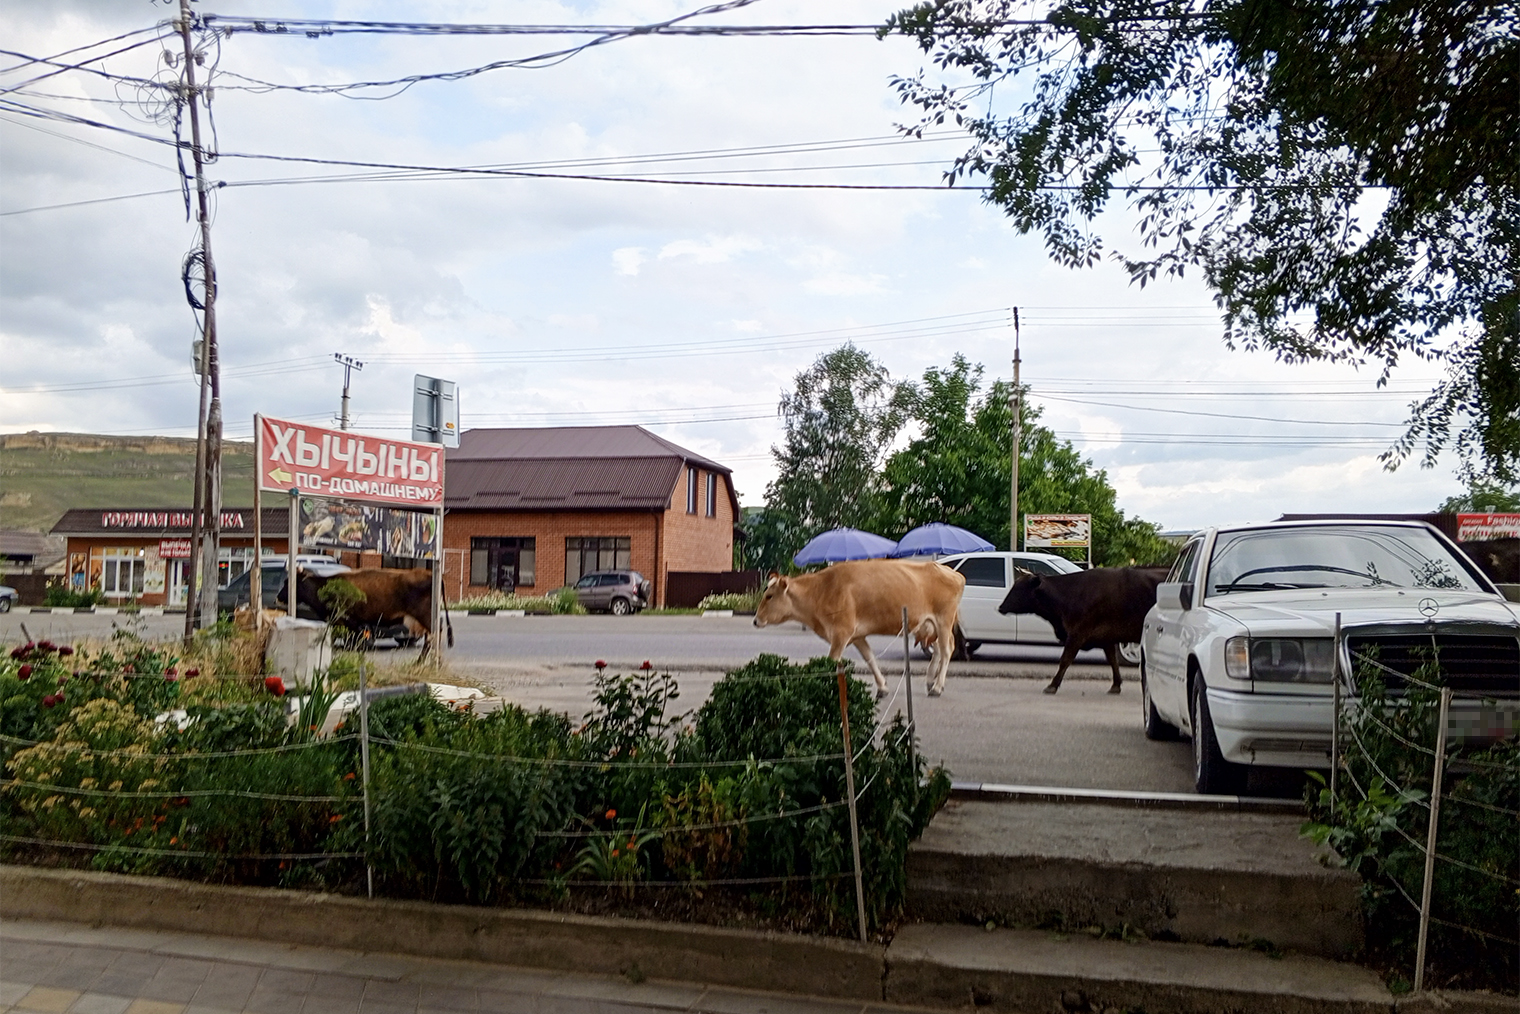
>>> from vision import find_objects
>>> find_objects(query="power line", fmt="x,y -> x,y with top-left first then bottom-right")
1031,393 -> 1411,427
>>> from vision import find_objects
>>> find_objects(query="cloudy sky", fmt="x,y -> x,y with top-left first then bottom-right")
1,0 -> 1467,533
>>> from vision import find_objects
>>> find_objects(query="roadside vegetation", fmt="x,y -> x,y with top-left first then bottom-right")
452,587 -> 584,614
1,631 -> 947,937
696,590 -> 761,612
1303,656 -> 1517,993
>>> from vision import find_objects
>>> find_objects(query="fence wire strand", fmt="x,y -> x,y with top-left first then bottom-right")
0,778 -> 349,803
0,833 -> 363,862
370,735 -> 847,769
0,732 -> 359,761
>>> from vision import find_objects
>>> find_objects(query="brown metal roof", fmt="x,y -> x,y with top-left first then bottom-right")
446,426 -> 737,514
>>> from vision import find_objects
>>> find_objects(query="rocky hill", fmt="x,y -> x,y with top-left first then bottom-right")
0,432 -> 255,533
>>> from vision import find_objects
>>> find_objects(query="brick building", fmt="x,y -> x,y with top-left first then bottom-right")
443,426 -> 737,605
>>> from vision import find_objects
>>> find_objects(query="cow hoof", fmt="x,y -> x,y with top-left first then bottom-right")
1043,685 -> 1059,694
876,687 -> 888,701
1108,685 -> 1122,695
927,685 -> 942,697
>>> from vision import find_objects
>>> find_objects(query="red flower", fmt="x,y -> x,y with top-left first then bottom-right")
605,809 -> 617,820
594,660 -> 607,670
42,695 -> 56,708
166,667 -> 177,676
58,646 -> 73,657
165,672 -> 179,682
639,661 -> 652,671
185,668 -> 199,677
17,665 -> 31,680
263,676 -> 286,696
54,692 -> 64,704
9,646 -> 27,660
38,640 -> 56,652
57,675 -> 67,686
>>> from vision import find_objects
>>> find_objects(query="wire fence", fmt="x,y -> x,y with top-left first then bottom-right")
1331,633 -> 1519,991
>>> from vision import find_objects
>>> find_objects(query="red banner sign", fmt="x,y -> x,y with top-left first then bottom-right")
257,415 -> 443,507
1457,513 -> 1520,541
158,538 -> 193,559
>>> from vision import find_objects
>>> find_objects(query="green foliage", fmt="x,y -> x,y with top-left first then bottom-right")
42,585 -> 105,608
1303,658 -> 1517,991
3,642 -> 950,933
317,579 -> 366,626
735,507 -> 806,574
884,0 -> 1518,483
1437,479 -> 1520,515
696,590 -> 761,612
766,345 -> 915,550
873,355 -> 1177,566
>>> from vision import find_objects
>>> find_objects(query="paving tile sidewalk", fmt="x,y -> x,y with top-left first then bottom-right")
1,919 -> 906,1014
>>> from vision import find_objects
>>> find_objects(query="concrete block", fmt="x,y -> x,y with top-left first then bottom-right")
265,617 -> 331,688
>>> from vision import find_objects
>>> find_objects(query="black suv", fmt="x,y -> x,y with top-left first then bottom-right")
572,571 -> 651,614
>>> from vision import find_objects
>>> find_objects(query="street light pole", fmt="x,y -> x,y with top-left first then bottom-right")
177,0 -> 222,642
334,353 -> 364,430
1010,307 -> 1021,552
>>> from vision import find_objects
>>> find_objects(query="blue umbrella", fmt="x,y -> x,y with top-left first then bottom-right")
891,522 -> 995,558
793,527 -> 898,567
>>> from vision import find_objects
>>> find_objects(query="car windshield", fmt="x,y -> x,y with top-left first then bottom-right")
1207,525 -> 1485,596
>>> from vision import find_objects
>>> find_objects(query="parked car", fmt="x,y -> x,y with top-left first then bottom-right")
1140,519 -> 1520,794
218,556 -> 349,617
0,585 -> 16,612
936,551 -> 1148,660
573,570 -> 651,614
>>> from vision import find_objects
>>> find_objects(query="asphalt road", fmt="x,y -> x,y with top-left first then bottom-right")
4,611 -> 1297,796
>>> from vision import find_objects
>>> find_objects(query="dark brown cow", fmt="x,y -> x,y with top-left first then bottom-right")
1459,537 -> 1520,585
997,567 -> 1167,694
288,568 -> 453,655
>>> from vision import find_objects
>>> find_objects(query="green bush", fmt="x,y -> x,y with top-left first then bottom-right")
3,639 -> 949,934
42,585 -> 105,608
1303,659 -> 1517,992
697,590 -> 761,612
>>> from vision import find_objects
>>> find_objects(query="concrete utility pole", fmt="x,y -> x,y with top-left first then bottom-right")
334,353 -> 364,430
178,0 -> 223,642
1010,307 -> 1021,553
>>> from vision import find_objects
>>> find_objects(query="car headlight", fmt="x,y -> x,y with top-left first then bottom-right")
1248,638 -> 1335,683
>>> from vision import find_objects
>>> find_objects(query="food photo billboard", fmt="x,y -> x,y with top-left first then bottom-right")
257,415 -> 444,506
1024,513 -> 1092,548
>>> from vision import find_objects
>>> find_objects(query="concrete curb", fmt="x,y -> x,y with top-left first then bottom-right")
0,866 -> 883,1000
950,780 -> 1304,813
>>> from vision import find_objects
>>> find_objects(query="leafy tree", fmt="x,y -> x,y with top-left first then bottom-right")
884,0 -> 1519,483
876,355 -> 1176,566
765,345 -> 914,547
1437,480 -> 1520,515
734,506 -> 806,573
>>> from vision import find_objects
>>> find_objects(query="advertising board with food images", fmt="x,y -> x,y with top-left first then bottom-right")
1024,513 -> 1092,548
298,497 -> 437,559
256,415 -> 443,506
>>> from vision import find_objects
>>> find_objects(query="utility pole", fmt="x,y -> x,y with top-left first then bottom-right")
334,353 -> 364,430
1010,307 -> 1021,553
178,0 -> 222,642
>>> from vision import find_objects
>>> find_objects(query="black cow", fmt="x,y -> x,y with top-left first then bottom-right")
998,567 -> 1167,694
280,567 -> 454,657
1460,537 -> 1520,585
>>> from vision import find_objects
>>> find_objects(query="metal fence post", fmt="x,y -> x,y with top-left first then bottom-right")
1414,686 -> 1452,993
358,655 -> 374,899
900,607 -> 916,781
1331,612 -> 1341,811
835,661 -> 868,943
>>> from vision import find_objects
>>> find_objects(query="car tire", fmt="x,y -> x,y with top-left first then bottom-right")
1119,642 -> 1142,667
1140,659 -> 1178,741
0,598 -> 10,613
610,597 -> 632,616
1191,673 -> 1245,794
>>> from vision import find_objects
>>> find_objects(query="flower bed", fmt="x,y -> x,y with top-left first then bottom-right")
1,633 -> 947,936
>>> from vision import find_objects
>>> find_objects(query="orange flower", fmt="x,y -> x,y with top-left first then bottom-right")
610,848 -> 620,857
343,772 -> 356,781
605,809 -> 616,820
169,837 -> 177,845
329,814 -> 344,823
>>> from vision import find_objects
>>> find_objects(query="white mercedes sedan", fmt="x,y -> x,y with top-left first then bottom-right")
1140,519 -> 1520,794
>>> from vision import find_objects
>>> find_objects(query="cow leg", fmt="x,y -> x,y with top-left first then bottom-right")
1104,643 -> 1123,693
927,638 -> 949,696
850,637 -> 890,698
1045,640 -> 1082,694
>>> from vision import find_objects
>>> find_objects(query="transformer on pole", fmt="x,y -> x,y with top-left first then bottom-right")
334,353 -> 364,431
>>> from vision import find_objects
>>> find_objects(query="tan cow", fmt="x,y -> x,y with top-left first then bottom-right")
753,559 -> 967,697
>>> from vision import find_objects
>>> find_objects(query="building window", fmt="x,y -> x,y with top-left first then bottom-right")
470,537 -> 535,591
93,547 -> 145,598
705,473 -> 718,517
686,467 -> 698,514
565,537 -> 630,584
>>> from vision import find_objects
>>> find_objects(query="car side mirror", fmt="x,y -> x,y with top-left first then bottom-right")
1157,582 -> 1194,611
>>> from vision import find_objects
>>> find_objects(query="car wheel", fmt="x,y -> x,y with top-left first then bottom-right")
1140,659 -> 1178,741
1191,673 -> 1245,794
610,597 -> 632,616
0,598 -> 10,613
1119,642 -> 1142,666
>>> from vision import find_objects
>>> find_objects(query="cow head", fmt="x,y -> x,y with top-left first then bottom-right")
998,573 -> 1042,615
285,568 -> 331,620
753,571 -> 794,628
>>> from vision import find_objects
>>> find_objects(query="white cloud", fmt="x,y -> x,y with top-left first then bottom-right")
611,247 -> 646,276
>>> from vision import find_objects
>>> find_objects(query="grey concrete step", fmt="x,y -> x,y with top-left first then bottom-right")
885,922 -> 1396,1014
906,798 -> 1362,959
